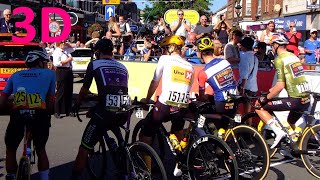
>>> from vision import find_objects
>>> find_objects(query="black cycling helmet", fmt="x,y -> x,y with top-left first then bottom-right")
93,39 -> 114,53
25,50 -> 49,65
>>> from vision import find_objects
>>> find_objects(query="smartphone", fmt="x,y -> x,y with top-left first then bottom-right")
293,27 -> 297,32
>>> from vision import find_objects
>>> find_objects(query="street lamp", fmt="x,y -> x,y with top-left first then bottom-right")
235,3 -> 242,26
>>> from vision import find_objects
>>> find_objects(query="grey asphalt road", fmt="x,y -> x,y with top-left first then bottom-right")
0,78 -> 318,180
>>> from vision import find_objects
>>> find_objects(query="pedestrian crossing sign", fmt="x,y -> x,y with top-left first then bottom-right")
102,0 -> 120,5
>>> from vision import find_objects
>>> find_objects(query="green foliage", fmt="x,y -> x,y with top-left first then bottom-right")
142,0 -> 213,24
87,23 -> 103,36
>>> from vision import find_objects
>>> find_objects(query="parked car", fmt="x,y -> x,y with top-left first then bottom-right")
71,48 -> 92,78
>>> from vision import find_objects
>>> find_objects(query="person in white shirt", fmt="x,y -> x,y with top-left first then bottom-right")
170,9 -> 191,39
118,15 -> 132,35
52,42 -> 75,119
238,36 -> 259,125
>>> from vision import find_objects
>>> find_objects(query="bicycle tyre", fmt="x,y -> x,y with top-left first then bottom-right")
87,137 -> 107,180
128,142 -> 168,180
16,157 -> 30,180
224,125 -> 270,180
131,119 -> 145,143
187,135 -> 239,180
300,124 -> 320,179
242,112 -> 278,158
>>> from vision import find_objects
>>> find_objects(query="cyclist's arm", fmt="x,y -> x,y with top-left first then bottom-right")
198,70 -> 208,101
267,58 -> 285,99
77,62 -> 94,104
267,81 -> 285,100
145,57 -> 164,101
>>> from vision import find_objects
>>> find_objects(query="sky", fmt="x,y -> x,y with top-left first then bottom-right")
132,0 -> 228,13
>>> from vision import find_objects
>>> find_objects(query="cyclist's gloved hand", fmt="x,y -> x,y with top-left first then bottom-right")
258,96 -> 269,106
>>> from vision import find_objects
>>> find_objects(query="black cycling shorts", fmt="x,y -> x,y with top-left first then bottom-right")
141,101 -> 186,137
81,106 -> 129,150
5,110 -> 51,151
262,97 -> 310,124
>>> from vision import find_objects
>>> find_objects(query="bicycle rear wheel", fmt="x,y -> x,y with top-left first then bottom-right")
187,135 -> 239,180
128,142 -> 167,180
300,124 -> 320,178
87,137 -> 107,179
224,125 -> 270,180
16,157 -> 30,180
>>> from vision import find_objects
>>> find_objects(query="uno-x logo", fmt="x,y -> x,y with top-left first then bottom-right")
12,7 -> 71,43
185,71 -> 193,79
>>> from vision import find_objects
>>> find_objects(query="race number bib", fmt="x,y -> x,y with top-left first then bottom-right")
14,91 -> 42,108
14,90 -> 27,107
27,93 -> 41,108
168,91 -> 190,104
106,94 -> 131,108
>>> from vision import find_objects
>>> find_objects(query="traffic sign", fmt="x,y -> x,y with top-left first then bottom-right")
102,0 -> 120,5
49,21 -> 60,34
164,9 -> 200,25
130,25 -> 138,32
105,5 -> 115,21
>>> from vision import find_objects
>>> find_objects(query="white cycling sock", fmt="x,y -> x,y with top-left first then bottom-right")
267,119 -> 284,136
39,169 -> 49,180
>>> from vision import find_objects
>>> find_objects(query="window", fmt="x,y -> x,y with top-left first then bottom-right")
257,0 -> 262,15
265,0 -> 270,12
246,0 -> 251,15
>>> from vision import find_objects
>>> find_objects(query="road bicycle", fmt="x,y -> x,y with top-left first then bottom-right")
15,110 -> 37,180
241,91 -> 320,178
194,95 -> 270,180
131,101 -> 239,180
75,97 -> 167,180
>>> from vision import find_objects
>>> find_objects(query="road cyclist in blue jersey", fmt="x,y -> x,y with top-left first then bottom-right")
0,50 -> 56,180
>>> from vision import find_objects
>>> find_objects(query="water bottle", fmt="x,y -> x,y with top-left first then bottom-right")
169,134 -> 181,151
257,120 -> 264,133
179,138 -> 188,150
218,128 -> 226,139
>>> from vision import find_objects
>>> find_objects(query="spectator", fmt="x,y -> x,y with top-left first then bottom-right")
153,16 -> 171,43
224,30 -> 243,65
107,16 -> 121,38
119,34 -> 139,61
52,42 -> 75,119
75,41 -> 81,48
182,32 -> 201,64
238,37 -> 258,125
214,16 -> 232,46
260,21 -> 275,52
85,31 -> 100,48
103,31 -> 118,54
194,15 -> 214,40
80,43 -> 85,48
285,22 -> 302,56
0,9 -> 18,33
304,28 -> 320,70
141,35 -> 161,62
170,9 -> 191,39
118,15 -> 132,35
256,42 -> 273,69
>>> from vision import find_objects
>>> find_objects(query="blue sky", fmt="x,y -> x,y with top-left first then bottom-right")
133,0 -> 227,13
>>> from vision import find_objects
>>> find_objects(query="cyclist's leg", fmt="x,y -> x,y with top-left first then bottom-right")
32,113 -> 51,180
287,98 -> 310,129
140,101 -> 170,145
170,109 -> 186,140
244,90 -> 257,126
4,114 -> 24,178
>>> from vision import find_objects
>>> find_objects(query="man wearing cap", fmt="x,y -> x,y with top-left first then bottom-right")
304,28 -> 320,70
238,37 -> 259,125
224,30 -> 243,65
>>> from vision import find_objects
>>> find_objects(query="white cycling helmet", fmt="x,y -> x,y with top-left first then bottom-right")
271,33 -> 289,45
26,49 -> 49,63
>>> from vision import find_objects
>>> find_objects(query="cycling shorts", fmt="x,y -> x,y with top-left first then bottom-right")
141,101 -> 187,137
262,97 -> 310,124
5,110 -> 51,151
81,106 -> 129,151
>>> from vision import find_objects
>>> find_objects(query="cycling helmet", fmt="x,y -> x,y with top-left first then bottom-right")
197,37 -> 214,51
271,33 -> 289,45
93,39 -> 114,52
26,50 -> 49,63
159,35 -> 184,47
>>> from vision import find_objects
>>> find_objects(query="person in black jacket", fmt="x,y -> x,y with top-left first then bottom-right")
0,9 -> 17,33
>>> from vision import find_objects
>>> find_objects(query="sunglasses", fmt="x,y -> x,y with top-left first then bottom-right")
4,14 -> 11,16
290,26 -> 294,28
178,13 -> 184,15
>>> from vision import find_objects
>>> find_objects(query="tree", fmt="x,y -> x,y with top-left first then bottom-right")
142,0 -> 213,24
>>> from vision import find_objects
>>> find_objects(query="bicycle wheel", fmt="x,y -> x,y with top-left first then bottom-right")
242,112 -> 278,158
87,137 -> 107,179
224,125 -> 270,180
16,157 -> 30,180
131,119 -> 145,143
128,142 -> 167,180
300,124 -> 320,178
187,135 -> 239,180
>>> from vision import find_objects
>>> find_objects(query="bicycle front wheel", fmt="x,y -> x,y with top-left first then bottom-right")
187,135 -> 239,180
87,137 -> 107,179
128,142 -> 167,180
300,124 -> 320,178
16,157 -> 30,180
224,125 -> 270,180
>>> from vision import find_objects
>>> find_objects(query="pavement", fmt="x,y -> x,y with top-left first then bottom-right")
0,78 -> 318,180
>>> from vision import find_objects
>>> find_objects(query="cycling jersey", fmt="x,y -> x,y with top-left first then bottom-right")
153,54 -> 194,108
82,59 -> 130,109
198,58 -> 237,101
1,68 -> 56,109
275,52 -> 310,98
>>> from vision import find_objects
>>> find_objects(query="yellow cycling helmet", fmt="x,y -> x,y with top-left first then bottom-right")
160,35 -> 185,47
197,37 -> 214,51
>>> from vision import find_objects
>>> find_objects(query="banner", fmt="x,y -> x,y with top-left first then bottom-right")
274,14 -> 306,31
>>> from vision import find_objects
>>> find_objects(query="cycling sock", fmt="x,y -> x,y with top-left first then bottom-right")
267,119 -> 284,136
39,169 -> 49,180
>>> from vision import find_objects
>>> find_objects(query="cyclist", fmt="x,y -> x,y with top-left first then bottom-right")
71,39 -> 131,178
197,37 -> 238,130
0,50 -> 55,180
255,33 -> 311,149
140,35 -> 194,176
